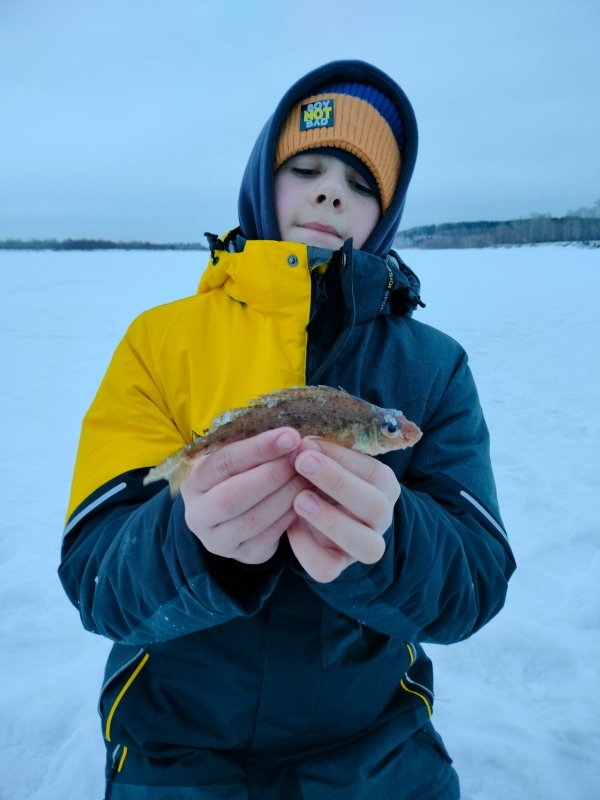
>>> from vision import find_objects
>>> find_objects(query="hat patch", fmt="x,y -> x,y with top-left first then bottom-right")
300,99 -> 334,130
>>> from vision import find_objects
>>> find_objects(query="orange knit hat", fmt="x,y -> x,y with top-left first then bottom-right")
275,84 -> 403,212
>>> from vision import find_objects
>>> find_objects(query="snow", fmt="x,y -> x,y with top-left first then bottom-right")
1,245 -> 599,798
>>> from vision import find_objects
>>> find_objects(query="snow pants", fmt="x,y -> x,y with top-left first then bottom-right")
104,724 -> 460,799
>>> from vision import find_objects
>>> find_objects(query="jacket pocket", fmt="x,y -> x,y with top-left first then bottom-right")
399,641 -> 434,717
98,648 -> 150,743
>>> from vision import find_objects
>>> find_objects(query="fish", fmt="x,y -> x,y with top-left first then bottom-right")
143,385 -> 422,495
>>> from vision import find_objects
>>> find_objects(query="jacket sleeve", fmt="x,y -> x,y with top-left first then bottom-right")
59,318 -> 284,645
301,350 -> 516,645
59,473 -> 284,645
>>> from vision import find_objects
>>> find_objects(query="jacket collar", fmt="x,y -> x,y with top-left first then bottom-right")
322,238 -> 425,325
198,237 -> 316,317
199,233 -> 423,323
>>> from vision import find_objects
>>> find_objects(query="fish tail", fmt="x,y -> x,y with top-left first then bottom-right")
143,450 -> 193,496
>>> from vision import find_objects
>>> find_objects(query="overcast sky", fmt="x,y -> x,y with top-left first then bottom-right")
1,0 -> 599,241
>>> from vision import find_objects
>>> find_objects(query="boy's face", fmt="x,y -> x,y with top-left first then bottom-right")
274,153 -> 381,250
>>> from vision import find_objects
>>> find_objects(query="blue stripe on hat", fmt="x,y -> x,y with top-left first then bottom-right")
316,82 -> 405,149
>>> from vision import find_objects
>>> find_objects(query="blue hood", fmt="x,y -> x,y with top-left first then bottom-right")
238,60 -> 418,258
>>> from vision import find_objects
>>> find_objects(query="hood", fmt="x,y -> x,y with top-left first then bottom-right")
237,60 -> 418,258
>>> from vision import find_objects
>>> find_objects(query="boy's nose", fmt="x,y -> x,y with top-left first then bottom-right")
313,181 -> 345,209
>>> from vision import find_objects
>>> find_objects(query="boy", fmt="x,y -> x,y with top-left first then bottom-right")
60,60 -> 515,799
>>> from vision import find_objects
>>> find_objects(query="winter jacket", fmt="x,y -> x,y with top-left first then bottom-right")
59,234 -> 515,797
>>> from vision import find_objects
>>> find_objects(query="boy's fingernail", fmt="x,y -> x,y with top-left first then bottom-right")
297,492 -> 320,513
296,453 -> 320,475
276,432 -> 294,450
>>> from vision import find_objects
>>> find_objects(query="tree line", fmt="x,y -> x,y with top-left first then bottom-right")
0,239 -> 207,251
395,205 -> 600,249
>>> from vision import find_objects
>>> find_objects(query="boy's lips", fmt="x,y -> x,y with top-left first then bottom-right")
300,222 -> 342,239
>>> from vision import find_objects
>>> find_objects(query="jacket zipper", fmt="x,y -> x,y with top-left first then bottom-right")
104,744 -> 128,799
306,272 -> 328,381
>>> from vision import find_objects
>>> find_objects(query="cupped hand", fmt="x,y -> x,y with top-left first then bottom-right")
180,427 -> 308,564
288,439 -> 401,582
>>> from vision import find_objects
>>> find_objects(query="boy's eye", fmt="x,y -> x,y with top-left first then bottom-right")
348,176 -> 376,197
351,179 -> 376,197
292,167 -> 319,177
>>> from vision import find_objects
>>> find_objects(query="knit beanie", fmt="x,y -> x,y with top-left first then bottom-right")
275,81 -> 404,212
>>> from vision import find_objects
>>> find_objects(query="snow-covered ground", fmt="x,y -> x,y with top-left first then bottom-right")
1,245 -> 598,799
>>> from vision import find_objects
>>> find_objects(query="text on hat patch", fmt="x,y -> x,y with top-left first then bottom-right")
300,99 -> 335,130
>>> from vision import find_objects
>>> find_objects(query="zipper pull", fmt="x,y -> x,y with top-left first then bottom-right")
316,273 -> 328,303
204,231 -> 225,265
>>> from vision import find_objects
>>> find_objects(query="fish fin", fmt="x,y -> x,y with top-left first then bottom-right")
208,406 -> 248,431
248,386 -> 305,407
315,384 -> 353,397
143,449 -> 194,496
249,385 -> 346,408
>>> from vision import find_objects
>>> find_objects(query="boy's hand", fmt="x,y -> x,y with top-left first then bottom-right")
288,439 -> 400,583
180,428 -> 308,564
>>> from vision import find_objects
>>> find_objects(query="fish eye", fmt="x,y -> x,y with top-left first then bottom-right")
381,420 -> 399,435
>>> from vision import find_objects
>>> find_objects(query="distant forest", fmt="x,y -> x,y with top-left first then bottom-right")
2,201 -> 599,251
395,215 -> 600,249
395,199 -> 600,249
0,239 -> 207,251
